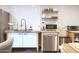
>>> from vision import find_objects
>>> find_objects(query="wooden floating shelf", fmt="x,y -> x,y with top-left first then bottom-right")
42,17 -> 58,19
42,8 -> 58,21
42,11 -> 58,14
42,8 -> 58,14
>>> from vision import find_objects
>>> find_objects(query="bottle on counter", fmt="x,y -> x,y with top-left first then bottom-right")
41,21 -> 46,30
29,25 -> 32,30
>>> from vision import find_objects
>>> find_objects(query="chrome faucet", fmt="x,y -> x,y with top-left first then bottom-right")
21,18 -> 27,31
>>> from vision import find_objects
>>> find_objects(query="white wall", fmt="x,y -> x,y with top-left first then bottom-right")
1,5 -> 79,31
10,5 -> 41,31
41,5 -> 79,29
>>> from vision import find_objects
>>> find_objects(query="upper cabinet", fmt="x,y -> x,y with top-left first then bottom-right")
42,8 -> 58,20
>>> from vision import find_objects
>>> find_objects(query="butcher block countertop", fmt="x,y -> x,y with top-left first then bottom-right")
63,44 -> 77,53
68,31 -> 79,33
59,43 -> 79,53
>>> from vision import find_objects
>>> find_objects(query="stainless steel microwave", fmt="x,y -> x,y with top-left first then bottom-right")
46,24 -> 57,30
67,26 -> 79,31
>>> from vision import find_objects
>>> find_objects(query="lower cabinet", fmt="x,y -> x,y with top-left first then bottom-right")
12,33 -> 23,47
7,32 -> 38,50
22,33 -> 38,47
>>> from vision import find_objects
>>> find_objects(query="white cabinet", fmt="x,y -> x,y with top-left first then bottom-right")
8,33 -> 23,47
23,33 -> 38,47
7,32 -> 38,50
11,33 -> 23,47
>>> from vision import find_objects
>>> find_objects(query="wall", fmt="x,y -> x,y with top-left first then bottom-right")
10,5 -> 41,31
1,5 -> 79,31
0,5 -> 11,13
41,5 -> 79,36
41,5 -> 79,30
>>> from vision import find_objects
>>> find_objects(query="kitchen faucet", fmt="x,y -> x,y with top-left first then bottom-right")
21,18 -> 27,31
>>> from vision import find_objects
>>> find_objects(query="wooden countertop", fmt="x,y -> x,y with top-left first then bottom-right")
63,44 -> 77,53
59,43 -> 79,53
67,31 -> 79,33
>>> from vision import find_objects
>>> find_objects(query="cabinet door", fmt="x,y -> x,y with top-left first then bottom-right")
23,33 -> 38,47
11,33 -> 23,47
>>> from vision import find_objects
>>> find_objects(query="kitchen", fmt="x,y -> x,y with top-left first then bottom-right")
0,5 -> 79,53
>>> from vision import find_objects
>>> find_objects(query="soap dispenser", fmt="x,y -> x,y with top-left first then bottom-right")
29,25 -> 32,30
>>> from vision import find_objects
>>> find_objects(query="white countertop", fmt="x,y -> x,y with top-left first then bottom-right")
5,30 -> 40,33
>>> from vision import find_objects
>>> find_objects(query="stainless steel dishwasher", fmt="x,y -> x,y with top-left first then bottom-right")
41,32 -> 58,51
